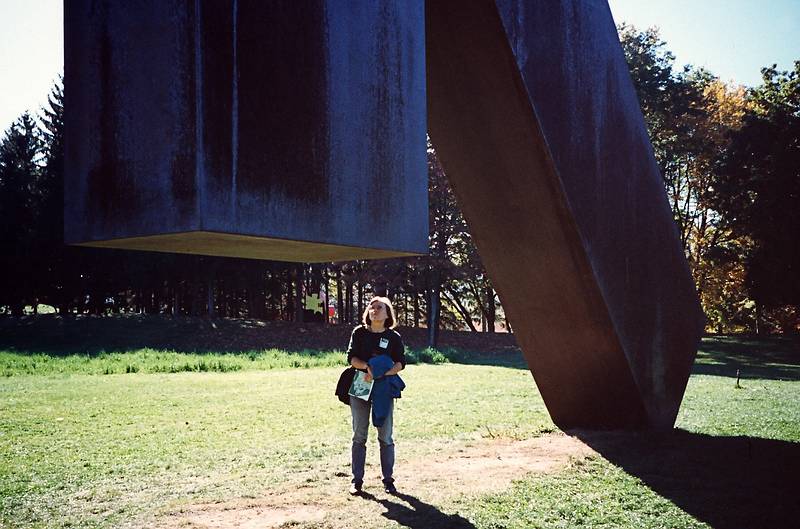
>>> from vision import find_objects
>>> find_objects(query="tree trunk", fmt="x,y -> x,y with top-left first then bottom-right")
427,286 -> 440,348
295,264 -> 304,323
444,288 -> 478,332
171,288 -> 179,316
266,267 -> 276,318
357,279 -> 364,321
754,301 -> 762,336
337,272 -> 344,324
191,280 -> 200,316
207,277 -> 215,318
217,280 -> 225,317
427,272 -> 441,348
346,281 -> 353,323
485,284 -> 496,333
254,268 -> 267,320
413,290 -> 420,328
152,287 -> 159,314
324,267 -> 330,324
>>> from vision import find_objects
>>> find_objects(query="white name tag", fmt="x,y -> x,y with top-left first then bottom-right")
379,338 -> 389,349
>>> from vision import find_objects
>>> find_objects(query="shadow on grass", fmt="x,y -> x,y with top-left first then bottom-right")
572,428 -> 800,529
0,315 -> 347,356
0,315 -> 530,371
417,335 -> 800,375
432,348 -> 529,369
3,316 -> 797,378
442,335 -> 800,376
693,335 -> 800,381
357,491 -> 475,529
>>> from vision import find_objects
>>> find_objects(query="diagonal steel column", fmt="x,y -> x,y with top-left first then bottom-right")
426,0 -> 704,429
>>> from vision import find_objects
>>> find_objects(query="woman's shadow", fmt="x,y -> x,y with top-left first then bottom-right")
358,490 -> 476,529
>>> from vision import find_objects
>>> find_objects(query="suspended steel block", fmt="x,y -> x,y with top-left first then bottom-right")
64,0 -> 428,262
425,0 -> 705,429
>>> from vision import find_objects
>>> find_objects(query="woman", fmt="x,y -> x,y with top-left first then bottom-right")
346,296 -> 405,495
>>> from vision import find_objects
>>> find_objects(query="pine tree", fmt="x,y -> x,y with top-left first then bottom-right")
0,112 -> 43,314
36,79 -> 70,312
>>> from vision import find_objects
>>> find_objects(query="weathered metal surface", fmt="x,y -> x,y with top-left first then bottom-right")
66,0 -> 704,430
64,0 -> 428,262
426,0 -> 704,429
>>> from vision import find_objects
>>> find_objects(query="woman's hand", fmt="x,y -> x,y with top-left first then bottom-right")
350,357 -> 368,370
364,367 -> 373,382
383,362 -> 404,377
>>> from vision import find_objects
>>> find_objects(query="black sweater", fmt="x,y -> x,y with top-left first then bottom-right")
346,325 -> 406,369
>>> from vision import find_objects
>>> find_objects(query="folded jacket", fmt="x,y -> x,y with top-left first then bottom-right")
368,354 -> 405,427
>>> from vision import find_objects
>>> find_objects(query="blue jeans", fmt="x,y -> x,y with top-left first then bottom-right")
350,397 -> 394,485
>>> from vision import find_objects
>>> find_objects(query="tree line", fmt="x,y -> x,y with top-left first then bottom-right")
617,25 -> 799,334
1,26 -> 797,336
0,80 -> 499,341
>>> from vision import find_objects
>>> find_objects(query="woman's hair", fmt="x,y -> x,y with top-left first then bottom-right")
362,296 -> 397,329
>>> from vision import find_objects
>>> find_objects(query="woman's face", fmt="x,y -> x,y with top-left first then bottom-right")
369,301 -> 387,323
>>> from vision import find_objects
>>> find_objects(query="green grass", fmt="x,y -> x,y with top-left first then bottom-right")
460,336 -> 800,529
677,372 -> 800,440
0,347 -> 458,377
467,455 -> 708,529
462,371 -> 799,529
0,335 -> 797,528
0,362 -> 553,528
0,348 -> 346,376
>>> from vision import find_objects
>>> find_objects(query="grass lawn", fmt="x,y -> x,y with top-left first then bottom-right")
1,336 -> 798,528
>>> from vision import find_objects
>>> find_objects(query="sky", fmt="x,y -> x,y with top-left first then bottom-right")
1,0 -> 799,133
607,0 -> 800,85
1,0 -> 63,133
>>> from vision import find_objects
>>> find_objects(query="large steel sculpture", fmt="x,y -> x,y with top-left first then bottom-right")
65,0 -> 705,430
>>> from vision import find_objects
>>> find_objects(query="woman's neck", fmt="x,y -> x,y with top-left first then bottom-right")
369,322 -> 385,333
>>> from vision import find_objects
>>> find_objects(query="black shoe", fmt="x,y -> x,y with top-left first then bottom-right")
349,482 -> 362,495
383,481 -> 397,494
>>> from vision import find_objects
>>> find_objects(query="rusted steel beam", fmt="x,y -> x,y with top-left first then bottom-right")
426,0 -> 704,429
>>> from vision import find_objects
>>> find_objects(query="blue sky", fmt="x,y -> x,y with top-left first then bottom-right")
1,0 -> 799,132
607,0 -> 800,85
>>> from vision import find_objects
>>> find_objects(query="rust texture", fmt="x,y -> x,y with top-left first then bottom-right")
426,0 -> 704,429
64,0 -> 428,261
66,0 -> 704,429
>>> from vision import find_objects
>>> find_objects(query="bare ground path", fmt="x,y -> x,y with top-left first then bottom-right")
148,433 -> 593,529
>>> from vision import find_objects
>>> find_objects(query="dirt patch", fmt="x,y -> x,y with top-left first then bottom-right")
160,501 -> 326,529
401,434 -> 594,499
153,433 -> 593,529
